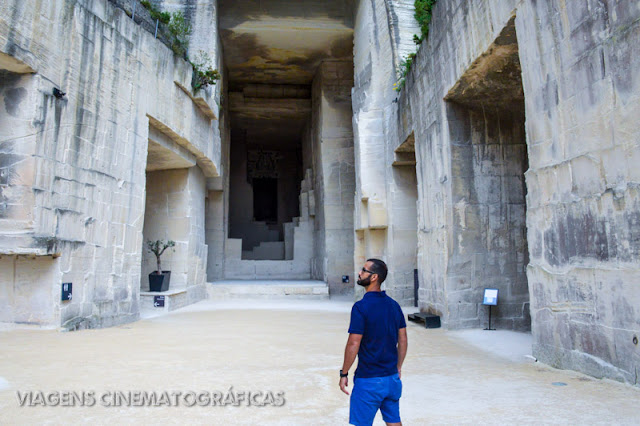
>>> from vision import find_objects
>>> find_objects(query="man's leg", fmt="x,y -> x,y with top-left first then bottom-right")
350,377 -> 385,426
380,374 -> 402,426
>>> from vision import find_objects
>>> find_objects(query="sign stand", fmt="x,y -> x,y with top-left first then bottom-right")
482,288 -> 498,331
484,305 -> 495,331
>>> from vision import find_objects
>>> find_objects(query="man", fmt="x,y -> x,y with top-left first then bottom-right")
339,258 -> 408,426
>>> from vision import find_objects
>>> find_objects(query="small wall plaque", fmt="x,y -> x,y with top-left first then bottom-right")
154,295 -> 165,308
61,283 -> 72,301
342,275 -> 349,283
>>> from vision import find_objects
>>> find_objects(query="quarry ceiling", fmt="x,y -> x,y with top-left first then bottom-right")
219,0 -> 355,88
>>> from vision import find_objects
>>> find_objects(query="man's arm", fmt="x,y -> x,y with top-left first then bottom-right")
397,327 -> 408,378
339,333 -> 362,395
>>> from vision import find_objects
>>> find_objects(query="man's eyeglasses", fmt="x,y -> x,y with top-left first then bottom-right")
361,267 -> 375,275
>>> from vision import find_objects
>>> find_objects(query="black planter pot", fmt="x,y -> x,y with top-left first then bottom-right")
149,271 -> 171,292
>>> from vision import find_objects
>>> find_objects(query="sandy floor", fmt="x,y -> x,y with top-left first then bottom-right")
0,298 -> 638,425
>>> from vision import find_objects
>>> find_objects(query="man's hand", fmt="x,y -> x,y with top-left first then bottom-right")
340,333 -> 362,396
339,376 -> 350,395
397,327 -> 407,381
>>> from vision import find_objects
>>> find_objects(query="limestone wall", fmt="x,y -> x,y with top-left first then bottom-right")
310,61 -> 355,294
205,189 -> 224,280
516,0 -> 640,385
205,69 -> 229,283
386,0 -> 422,76
0,256 -> 60,325
391,0 -> 640,385
352,0 -> 392,301
142,167 -> 207,300
446,104 -> 530,330
352,0 -> 420,304
0,0 -> 221,327
388,0 -> 522,325
154,0 -> 220,58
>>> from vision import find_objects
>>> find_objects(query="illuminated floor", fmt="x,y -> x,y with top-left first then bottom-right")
0,299 -> 638,425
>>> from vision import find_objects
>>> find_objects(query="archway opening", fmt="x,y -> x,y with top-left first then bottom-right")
444,16 -> 530,330
218,0 -> 356,285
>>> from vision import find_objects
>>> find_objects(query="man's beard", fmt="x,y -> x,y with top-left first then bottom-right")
357,276 -> 371,287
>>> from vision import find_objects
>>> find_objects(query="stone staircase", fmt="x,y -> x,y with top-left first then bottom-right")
242,241 -> 285,260
237,221 -> 281,253
223,169 -> 315,279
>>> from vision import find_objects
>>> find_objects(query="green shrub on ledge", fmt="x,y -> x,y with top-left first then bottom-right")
140,1 -> 170,24
168,11 -> 192,57
414,0 -> 437,44
190,51 -> 221,92
394,53 -> 416,92
395,0 -> 437,92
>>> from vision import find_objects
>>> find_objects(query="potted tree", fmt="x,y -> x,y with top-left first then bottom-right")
147,239 -> 176,292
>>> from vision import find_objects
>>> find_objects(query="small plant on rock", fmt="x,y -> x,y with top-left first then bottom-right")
394,53 -> 416,92
413,0 -> 437,44
168,11 -> 192,57
140,1 -> 170,24
157,11 -> 171,24
394,0 -> 437,91
190,51 -> 221,92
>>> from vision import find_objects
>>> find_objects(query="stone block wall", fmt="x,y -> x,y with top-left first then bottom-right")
0,0 -> 221,327
386,0 -> 640,385
0,256 -> 60,324
387,0 -> 422,62
205,190 -> 224,281
143,169 -> 189,289
446,104 -> 530,330
516,0 -> 640,385
205,67 -> 229,283
142,167 -> 207,299
352,0 -> 393,300
388,0 -> 522,325
352,0 -> 422,304
311,61 -> 355,294
0,71 -> 38,248
386,164 -> 418,306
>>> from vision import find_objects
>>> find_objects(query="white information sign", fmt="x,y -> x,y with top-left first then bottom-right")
483,288 -> 498,306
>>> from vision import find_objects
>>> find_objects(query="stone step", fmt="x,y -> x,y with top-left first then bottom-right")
208,280 -> 329,300
223,258 -> 312,279
242,241 -> 285,260
140,289 -> 190,314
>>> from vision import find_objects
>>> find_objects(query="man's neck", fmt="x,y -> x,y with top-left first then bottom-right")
365,284 -> 382,293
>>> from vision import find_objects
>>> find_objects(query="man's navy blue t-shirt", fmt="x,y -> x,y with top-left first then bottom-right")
348,290 -> 406,379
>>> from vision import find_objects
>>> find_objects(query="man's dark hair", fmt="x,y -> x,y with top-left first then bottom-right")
366,258 -> 388,284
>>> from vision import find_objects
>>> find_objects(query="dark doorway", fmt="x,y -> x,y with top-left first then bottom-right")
253,178 -> 278,222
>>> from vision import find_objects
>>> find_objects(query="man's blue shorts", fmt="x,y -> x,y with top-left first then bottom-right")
350,373 -> 402,426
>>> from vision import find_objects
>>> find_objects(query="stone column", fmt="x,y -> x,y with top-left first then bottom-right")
352,0 -> 420,301
311,61 -> 355,294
